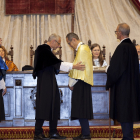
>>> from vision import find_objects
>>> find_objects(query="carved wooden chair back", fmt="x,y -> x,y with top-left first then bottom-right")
30,45 -> 35,66
132,39 -> 138,46
7,45 -> 14,61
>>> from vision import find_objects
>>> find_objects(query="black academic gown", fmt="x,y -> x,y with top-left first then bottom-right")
71,80 -> 93,120
0,69 -> 6,122
106,38 -> 140,122
33,44 -> 62,120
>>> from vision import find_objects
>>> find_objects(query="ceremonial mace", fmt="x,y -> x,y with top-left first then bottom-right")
109,88 -> 111,140
109,52 -> 111,140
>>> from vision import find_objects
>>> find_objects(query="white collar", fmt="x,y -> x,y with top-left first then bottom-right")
120,38 -> 129,44
93,58 -> 99,61
76,42 -> 82,51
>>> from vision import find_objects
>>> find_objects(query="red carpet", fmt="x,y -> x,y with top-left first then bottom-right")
0,126 -> 140,139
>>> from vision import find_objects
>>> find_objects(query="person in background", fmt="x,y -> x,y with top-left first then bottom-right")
106,23 -> 140,140
0,39 -> 18,71
91,43 -> 107,67
0,48 -> 8,140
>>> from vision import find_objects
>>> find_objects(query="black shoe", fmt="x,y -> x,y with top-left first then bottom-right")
73,134 -> 91,140
42,133 -> 50,139
34,133 -> 50,140
50,132 -> 66,139
73,134 -> 82,140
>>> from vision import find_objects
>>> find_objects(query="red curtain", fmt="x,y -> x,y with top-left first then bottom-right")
6,0 -> 75,15
132,0 -> 140,11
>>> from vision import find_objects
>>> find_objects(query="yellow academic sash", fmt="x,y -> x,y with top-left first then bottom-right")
69,44 -> 93,86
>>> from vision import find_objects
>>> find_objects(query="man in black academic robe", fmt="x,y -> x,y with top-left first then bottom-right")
33,34 -> 62,140
33,34 -> 85,140
106,23 -> 140,140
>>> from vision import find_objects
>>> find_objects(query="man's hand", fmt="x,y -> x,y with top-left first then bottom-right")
73,62 -> 85,71
2,87 -> 7,96
68,85 -> 74,91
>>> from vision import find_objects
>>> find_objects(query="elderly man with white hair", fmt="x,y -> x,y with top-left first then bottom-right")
33,33 -> 85,140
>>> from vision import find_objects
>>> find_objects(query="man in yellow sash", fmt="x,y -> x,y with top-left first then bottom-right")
66,33 -> 93,140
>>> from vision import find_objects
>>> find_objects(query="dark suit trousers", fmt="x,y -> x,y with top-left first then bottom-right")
35,113 -> 58,135
79,118 -> 90,136
121,122 -> 134,140
0,89 -> 5,122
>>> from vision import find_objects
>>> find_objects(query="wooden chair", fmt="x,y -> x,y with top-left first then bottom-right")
30,45 -> 35,66
7,45 -> 14,61
44,40 -> 47,44
132,39 -> 138,46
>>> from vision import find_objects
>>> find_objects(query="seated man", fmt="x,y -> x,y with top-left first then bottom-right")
0,43 -> 18,71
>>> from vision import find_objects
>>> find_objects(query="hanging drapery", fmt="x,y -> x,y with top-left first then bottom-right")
5,0 -> 75,15
1,0 -> 140,70
132,0 -> 140,11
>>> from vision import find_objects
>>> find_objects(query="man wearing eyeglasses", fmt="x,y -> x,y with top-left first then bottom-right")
106,23 -> 140,140
33,33 -> 85,140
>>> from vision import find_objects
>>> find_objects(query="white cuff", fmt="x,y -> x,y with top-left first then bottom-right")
68,77 -> 78,87
0,78 -> 5,90
60,62 -> 73,72
69,63 -> 73,70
